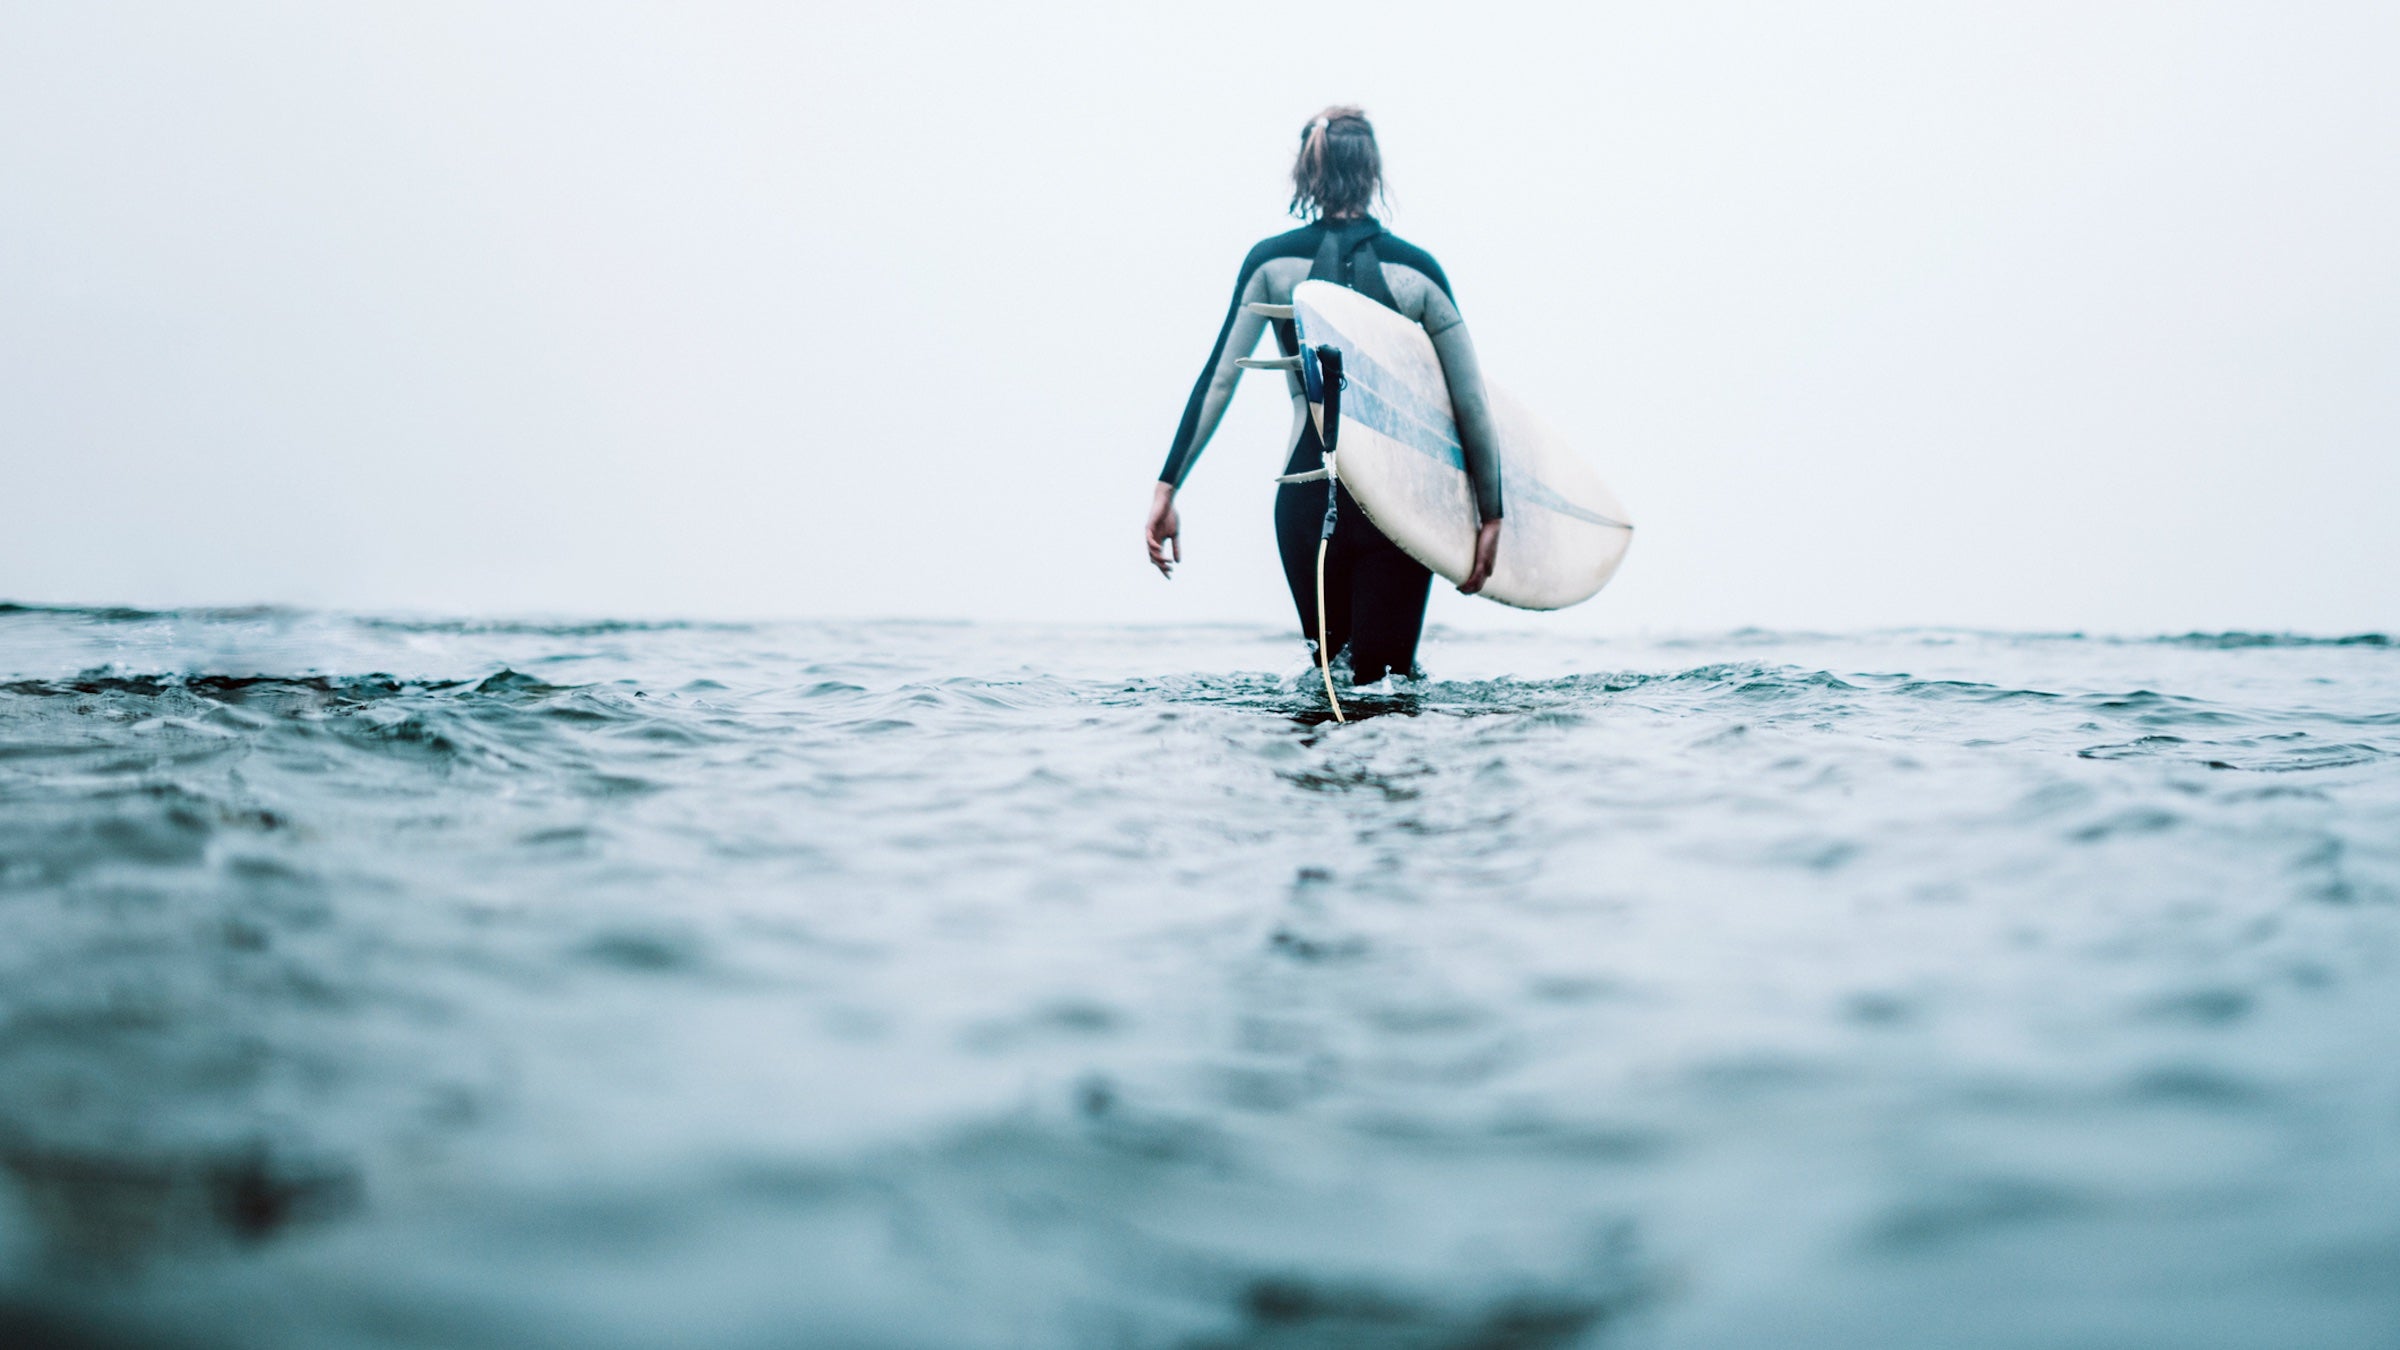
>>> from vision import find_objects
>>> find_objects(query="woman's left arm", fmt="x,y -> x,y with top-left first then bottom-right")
1422,302 -> 1504,593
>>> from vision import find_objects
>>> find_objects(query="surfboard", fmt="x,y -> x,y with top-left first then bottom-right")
1283,280 -> 1633,612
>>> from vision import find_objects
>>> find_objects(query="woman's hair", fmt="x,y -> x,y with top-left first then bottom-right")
1289,106 -> 1383,221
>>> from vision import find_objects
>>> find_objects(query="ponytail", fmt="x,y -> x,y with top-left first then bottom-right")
1289,106 -> 1383,221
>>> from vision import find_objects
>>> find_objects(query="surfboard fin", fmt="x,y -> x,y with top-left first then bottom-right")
1244,303 -> 1294,320
1235,355 -> 1301,372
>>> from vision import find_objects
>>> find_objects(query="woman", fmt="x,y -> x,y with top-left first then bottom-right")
1144,106 -> 1503,686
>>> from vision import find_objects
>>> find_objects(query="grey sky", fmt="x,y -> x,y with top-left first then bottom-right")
3,2 -> 2394,635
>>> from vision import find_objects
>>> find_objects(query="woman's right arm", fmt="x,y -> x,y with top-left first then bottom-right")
1148,249 -> 1276,578
1157,259 -> 1274,491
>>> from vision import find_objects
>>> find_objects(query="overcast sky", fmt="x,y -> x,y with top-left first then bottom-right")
3,2 -> 2394,635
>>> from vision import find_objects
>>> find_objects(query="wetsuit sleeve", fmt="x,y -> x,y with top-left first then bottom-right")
1416,286 -> 1505,522
1157,252 -> 1274,489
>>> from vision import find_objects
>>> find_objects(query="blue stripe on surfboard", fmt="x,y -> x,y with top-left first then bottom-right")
1302,312 -> 1630,532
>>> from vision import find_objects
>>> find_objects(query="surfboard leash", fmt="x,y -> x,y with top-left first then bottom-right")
1312,347 -> 1345,725
1315,526 -> 1342,725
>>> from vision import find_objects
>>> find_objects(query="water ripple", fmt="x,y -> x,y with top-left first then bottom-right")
0,610 -> 2394,1348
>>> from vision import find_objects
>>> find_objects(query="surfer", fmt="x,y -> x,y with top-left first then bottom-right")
1145,106 -> 1504,685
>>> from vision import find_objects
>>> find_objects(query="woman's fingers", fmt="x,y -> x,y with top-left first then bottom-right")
1145,486 -> 1182,579
1457,520 -> 1500,593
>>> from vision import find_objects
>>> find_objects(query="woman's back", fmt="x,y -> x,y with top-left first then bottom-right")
1158,215 -> 1501,523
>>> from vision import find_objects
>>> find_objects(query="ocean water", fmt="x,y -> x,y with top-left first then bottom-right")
1,605 -> 2396,1350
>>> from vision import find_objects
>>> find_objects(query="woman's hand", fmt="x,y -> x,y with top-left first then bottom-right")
1457,517 -> 1501,595
1145,482 -> 1182,579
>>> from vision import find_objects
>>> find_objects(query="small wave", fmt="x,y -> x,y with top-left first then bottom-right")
1653,626 -> 1847,648
1888,676 -> 2059,704
2079,734 -> 2387,773
0,603 -> 760,640
2144,631 -> 2393,650
1652,627 -> 2396,651
2062,687 -> 2254,730
0,602 -> 299,623
354,615 -> 749,638
0,668 -> 576,706
0,667 -> 696,807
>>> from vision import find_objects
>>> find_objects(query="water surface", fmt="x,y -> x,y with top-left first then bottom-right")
1,606 -> 2396,1348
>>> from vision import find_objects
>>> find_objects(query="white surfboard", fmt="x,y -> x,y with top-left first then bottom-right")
1289,280 -> 1633,611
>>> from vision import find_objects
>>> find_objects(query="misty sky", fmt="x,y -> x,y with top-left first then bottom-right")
3,3 -> 2394,635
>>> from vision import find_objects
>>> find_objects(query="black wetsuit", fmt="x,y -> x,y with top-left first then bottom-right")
1158,218 -> 1502,684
